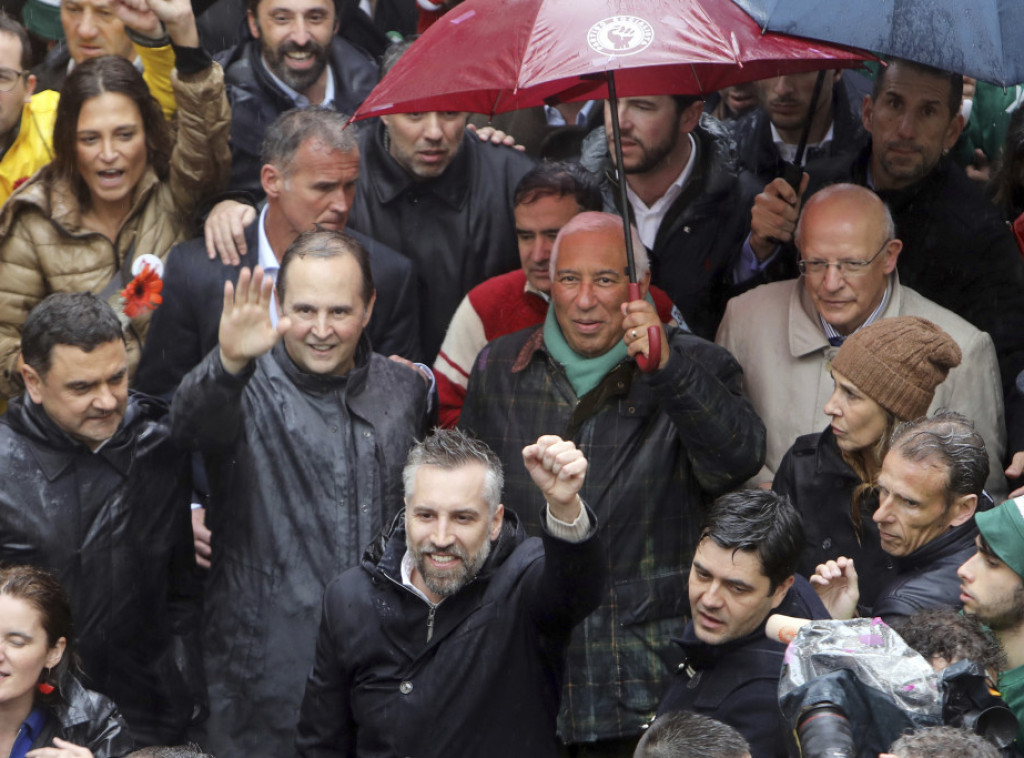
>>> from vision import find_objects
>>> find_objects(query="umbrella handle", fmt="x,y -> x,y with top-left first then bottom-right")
628,283 -> 661,374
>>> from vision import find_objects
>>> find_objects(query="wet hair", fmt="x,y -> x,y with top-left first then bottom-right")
21,292 -> 124,378
125,745 -> 215,758
276,229 -> 374,308
244,0 -> 335,22
671,95 -> 703,114
513,161 -> 603,212
991,103 -> 1024,220
872,57 -> 964,122
0,564 -> 78,706
381,39 -> 414,77
259,107 -> 357,176
700,489 -> 803,593
634,712 -> 750,758
403,428 -> 504,517
892,607 -> 1006,674
549,211 -> 649,281
0,12 -> 32,69
47,55 -> 171,207
888,725 -> 999,758
888,411 -> 989,504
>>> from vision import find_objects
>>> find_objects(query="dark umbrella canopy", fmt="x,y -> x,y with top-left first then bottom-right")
733,0 -> 1024,86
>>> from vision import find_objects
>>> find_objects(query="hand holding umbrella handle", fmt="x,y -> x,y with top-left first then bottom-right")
628,283 -> 660,373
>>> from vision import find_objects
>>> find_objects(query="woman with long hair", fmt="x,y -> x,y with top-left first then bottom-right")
0,564 -> 133,757
773,316 -> 962,611
0,0 -> 230,398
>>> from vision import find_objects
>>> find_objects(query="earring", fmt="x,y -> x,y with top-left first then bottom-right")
37,668 -> 55,695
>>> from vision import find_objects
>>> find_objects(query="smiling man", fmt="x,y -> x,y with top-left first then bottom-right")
295,429 -> 604,757
0,292 -> 201,747
658,489 -> 827,758
717,183 -> 1006,496
812,411 -> 990,624
171,230 -> 430,758
460,211 -> 765,754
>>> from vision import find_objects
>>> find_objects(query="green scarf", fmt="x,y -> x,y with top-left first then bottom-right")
543,303 -> 629,398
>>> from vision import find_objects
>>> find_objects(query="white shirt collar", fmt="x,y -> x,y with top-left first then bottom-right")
256,206 -> 281,325
261,57 -> 336,108
625,133 -> 697,249
770,120 -> 834,165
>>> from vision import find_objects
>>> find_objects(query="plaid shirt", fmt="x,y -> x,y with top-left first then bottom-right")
460,326 -> 765,743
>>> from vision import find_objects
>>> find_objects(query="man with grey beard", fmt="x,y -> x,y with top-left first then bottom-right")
295,429 -> 605,758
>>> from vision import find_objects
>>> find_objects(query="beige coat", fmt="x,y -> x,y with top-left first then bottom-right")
716,274 -> 1007,498
0,63 -> 231,397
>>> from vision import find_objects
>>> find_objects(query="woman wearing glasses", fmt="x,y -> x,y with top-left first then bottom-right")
0,0 -> 229,398
772,316 -> 961,613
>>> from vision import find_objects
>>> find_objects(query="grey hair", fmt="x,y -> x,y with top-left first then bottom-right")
403,429 -> 504,516
382,40 -> 414,77
888,410 -> 989,503
634,712 -> 750,758
795,183 -> 896,249
125,745 -> 216,758
259,107 -> 357,176
549,211 -> 649,281
888,725 -> 999,758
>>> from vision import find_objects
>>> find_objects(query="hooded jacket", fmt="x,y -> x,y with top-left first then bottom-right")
0,393 -> 201,746
171,337 -> 430,758
295,507 -> 605,758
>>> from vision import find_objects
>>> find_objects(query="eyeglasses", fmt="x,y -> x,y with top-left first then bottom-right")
0,67 -> 28,93
798,239 -> 892,278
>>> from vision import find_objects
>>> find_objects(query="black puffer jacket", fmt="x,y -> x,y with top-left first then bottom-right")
217,37 -> 379,198
31,678 -> 134,757
295,508 -> 605,758
0,395 -> 201,746
581,115 -> 749,340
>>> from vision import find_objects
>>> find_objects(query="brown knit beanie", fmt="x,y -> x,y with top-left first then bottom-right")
830,316 -> 962,421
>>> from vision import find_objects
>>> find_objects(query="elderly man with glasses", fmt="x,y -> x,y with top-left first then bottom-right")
717,182 -> 1006,497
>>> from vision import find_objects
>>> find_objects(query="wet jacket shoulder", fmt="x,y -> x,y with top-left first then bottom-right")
873,515 -> 983,623
219,37 -> 379,198
582,116 -> 747,339
295,508 -> 604,758
0,62 -> 231,398
0,394 -> 201,745
32,678 -> 134,758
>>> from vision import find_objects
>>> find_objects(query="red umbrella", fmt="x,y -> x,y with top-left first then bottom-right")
354,0 -> 872,369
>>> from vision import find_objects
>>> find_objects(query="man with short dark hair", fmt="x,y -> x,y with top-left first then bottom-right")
172,230 -> 430,758
216,0 -> 378,197
0,292 -> 201,746
460,211 -> 765,754
295,429 -> 604,757
0,13 -> 58,203
634,711 -> 750,758
348,42 -> 535,362
658,490 -> 827,758
813,412 -> 989,623
137,107 -> 420,400
580,94 -> 749,339
958,497 -> 1024,744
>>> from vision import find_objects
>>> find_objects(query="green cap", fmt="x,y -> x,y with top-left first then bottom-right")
976,498 -> 1024,579
22,0 -> 64,43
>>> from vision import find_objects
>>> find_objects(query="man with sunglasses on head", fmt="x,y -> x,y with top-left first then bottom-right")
717,183 -> 1006,497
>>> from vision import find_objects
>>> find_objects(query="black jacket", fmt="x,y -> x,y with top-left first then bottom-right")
658,577 -> 829,758
135,222 -> 422,399
581,116 -> 749,340
31,678 -> 134,758
172,338 -> 429,758
348,121 -> 535,361
873,516 -> 983,623
773,429 -> 895,610
217,37 -> 379,199
295,508 -> 605,758
0,395 -> 201,746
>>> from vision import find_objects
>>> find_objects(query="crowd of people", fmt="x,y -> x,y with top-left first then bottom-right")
0,0 -> 1023,756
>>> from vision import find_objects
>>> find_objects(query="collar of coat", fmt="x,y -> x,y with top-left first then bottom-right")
364,120 -> 473,210
270,332 -> 374,395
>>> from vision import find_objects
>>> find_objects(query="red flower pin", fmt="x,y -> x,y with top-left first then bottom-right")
121,263 -> 163,318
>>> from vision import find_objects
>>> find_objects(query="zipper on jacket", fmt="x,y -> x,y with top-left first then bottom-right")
426,604 -> 436,643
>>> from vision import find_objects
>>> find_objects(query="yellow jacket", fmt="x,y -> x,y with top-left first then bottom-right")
0,89 -> 58,206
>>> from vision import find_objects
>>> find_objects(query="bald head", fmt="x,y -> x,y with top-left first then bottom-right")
796,184 -> 902,335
